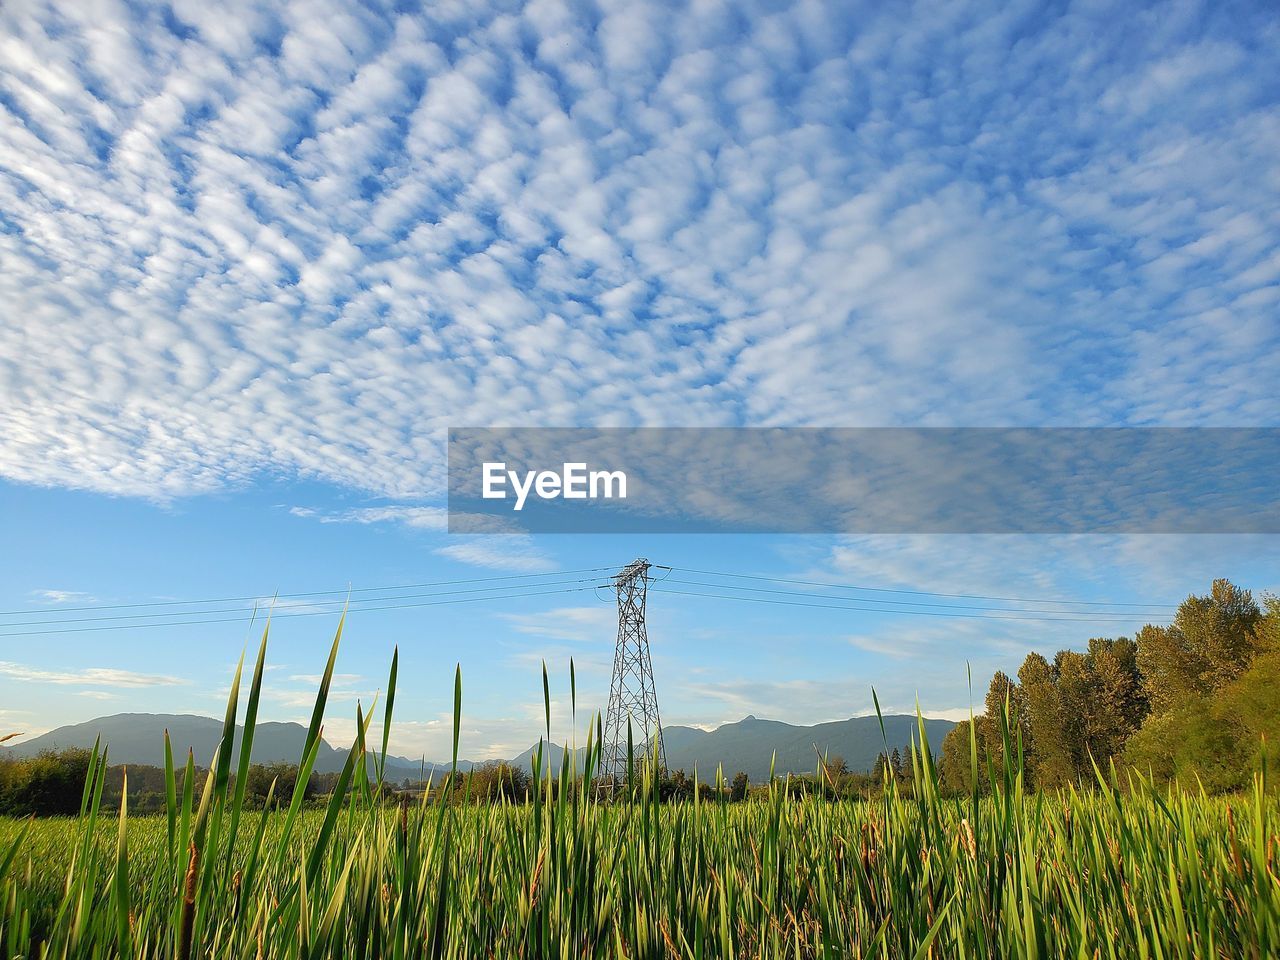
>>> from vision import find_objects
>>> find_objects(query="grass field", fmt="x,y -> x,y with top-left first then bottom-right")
2,621 -> 1278,958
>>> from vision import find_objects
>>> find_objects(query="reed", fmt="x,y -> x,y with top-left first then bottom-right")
1,621 -> 1277,958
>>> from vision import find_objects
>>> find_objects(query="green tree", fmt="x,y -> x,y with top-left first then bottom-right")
939,719 -> 980,794
1137,579 -> 1262,714
243,762 -> 308,808
1017,652 -> 1075,789
977,670 -> 1026,773
1083,637 -> 1147,760
463,762 -> 530,802
0,748 -> 93,816
1006,637 -> 1148,789
1124,590 -> 1280,791
662,768 -> 694,801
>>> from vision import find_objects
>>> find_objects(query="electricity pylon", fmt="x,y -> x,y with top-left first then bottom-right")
601,558 -> 666,786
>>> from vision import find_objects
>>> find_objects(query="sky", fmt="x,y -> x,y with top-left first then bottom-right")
1,0 -> 1277,761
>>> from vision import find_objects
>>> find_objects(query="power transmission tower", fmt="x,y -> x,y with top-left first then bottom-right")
601,559 -> 666,786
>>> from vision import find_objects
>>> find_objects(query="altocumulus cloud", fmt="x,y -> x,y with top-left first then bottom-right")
1,0 -> 1277,504
0,661 -> 187,688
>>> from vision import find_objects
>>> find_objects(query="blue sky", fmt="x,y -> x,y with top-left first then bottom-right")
1,0 -> 1277,759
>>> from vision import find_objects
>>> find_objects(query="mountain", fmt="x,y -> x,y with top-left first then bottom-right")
658,714 -> 954,782
509,741 -> 577,774
4,712 -> 954,785
0,713 -> 471,779
508,714 -> 955,783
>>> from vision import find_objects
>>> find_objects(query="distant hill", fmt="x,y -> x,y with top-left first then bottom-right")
510,714 -> 955,783
3,712 -> 953,785
0,713 -> 470,780
658,714 -> 954,782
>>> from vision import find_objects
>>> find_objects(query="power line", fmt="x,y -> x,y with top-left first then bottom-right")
0,566 -> 616,618
0,560 -> 1183,638
0,585 -> 597,639
6,563 -> 1177,622
668,566 -> 1181,609
0,574 -> 606,628
658,577 -> 1176,618
650,587 -> 1168,624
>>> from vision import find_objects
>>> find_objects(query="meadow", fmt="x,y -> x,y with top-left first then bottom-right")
1,619 -> 1277,958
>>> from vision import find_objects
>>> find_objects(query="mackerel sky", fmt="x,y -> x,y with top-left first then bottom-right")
1,0 -> 1277,759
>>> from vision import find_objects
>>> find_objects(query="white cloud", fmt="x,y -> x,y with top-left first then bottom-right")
289,505 -> 448,531
286,505 -> 556,572
0,0 -> 1273,508
325,703 -> 584,761
806,534 -> 1277,615
263,680 -> 377,713
29,589 -> 97,604
503,646 -> 612,679
0,726 -> 42,744
434,538 -> 557,573
923,708 -> 974,723
0,661 -> 188,688
288,672 -> 364,685
500,605 -> 614,643
0,708 -> 30,732
674,675 -> 966,727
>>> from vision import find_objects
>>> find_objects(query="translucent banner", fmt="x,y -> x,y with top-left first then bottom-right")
447,428 -> 1280,534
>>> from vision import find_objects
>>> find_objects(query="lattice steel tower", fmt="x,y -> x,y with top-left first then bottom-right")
601,559 -> 666,784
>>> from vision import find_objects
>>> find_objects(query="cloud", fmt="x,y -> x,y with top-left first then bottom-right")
918,707 -> 973,723
289,505 -> 448,531
674,676 -> 966,727
0,661 -> 187,688
29,589 -> 97,604
288,672 -> 363,685
0,723 -> 39,745
847,631 -> 947,660
286,505 -> 557,571
0,0 -> 1275,508
264,690 -> 328,711
503,646 -> 612,679
434,538 -> 557,573
264,680 -> 377,712
260,670 -> 373,712
325,701 -> 587,761
808,534 -> 1278,614
500,605 -> 614,643
817,536 -> 1112,599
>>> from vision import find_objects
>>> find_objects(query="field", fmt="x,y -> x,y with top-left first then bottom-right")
2,624 -> 1278,958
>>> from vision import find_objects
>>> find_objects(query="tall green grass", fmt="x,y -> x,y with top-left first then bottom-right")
1,622 -> 1277,958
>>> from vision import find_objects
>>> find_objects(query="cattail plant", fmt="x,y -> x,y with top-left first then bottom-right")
0,621 -> 1276,958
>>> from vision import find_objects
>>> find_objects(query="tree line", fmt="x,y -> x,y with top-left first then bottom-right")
0,752 -> 342,817
939,579 -> 1280,794
432,757 -> 911,803
1,748 -> 920,815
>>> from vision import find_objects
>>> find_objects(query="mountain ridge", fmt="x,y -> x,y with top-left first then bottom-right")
0,712 -> 468,778
3,712 -> 956,783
